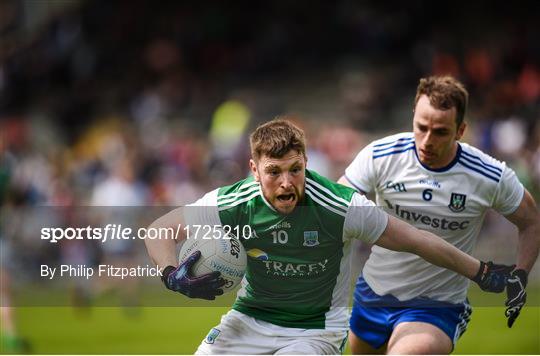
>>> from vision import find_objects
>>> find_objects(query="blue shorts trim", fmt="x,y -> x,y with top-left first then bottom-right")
349,277 -> 472,349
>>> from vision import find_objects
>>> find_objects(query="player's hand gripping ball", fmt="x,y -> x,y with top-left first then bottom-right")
178,234 -> 247,295
161,251 -> 225,300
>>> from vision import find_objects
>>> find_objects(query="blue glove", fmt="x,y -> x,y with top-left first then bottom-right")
161,251 -> 225,300
472,261 -> 515,293
505,269 -> 527,328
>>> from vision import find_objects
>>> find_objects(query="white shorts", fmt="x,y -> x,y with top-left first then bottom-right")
195,310 -> 348,355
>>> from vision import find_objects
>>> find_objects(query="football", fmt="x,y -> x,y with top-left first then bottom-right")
178,236 -> 247,294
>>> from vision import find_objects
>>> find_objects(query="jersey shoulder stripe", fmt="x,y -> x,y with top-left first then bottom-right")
305,189 -> 347,217
218,189 -> 260,211
373,144 -> 415,159
305,185 -> 347,214
460,150 -> 503,173
217,177 -> 261,210
371,133 -> 415,159
305,178 -> 350,207
218,180 -> 258,201
304,170 -> 354,218
218,184 -> 260,205
373,134 -> 414,148
457,159 -> 500,183
457,143 -> 504,183
305,170 -> 355,204
373,140 -> 415,153
459,155 -> 502,178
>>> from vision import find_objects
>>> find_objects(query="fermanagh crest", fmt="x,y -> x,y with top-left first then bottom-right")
448,193 -> 467,212
204,328 -> 221,344
303,231 -> 320,247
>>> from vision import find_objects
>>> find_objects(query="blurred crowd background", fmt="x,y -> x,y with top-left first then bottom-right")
2,0 -> 539,209
0,0 -> 539,353
1,0 -> 539,292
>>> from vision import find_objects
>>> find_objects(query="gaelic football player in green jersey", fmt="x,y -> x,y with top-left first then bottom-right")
145,119 -> 513,354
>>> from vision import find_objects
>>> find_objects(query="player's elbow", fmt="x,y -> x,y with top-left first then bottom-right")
522,221 -> 540,249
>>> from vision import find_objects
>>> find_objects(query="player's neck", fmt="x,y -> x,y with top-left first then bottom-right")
428,142 -> 460,170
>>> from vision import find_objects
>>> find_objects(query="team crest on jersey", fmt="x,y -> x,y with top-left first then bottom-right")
303,231 -> 319,247
204,328 -> 221,344
448,193 -> 467,212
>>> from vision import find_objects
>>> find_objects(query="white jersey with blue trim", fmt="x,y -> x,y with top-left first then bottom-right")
345,132 -> 524,303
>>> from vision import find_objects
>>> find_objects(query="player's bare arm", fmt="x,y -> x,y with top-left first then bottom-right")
501,189 -> 539,327
375,215 -> 480,280
505,189 -> 540,272
144,207 -> 186,268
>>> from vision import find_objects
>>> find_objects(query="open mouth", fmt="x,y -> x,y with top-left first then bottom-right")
277,193 -> 296,203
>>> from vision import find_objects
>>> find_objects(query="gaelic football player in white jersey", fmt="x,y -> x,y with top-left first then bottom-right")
339,76 -> 539,354
146,119 -> 515,354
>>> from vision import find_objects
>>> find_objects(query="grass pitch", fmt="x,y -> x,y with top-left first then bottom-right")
6,286 -> 540,354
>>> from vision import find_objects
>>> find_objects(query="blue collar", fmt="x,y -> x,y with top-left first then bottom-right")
414,143 -> 462,172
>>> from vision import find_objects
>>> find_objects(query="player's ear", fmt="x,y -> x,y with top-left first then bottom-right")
249,159 -> 260,182
456,121 -> 467,140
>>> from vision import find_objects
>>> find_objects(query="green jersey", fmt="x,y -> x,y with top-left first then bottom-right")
185,170 -> 387,330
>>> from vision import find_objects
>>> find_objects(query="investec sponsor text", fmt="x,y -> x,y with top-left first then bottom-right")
385,202 -> 470,230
